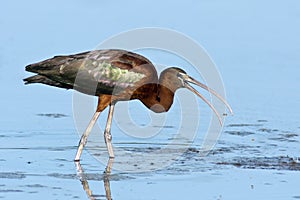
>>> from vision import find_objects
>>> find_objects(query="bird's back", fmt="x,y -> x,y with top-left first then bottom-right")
24,49 -> 158,97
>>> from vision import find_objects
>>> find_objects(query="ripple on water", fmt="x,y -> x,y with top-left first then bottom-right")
225,131 -> 255,136
47,172 -> 133,181
258,128 -> 279,133
23,184 -> 47,188
36,113 -> 68,118
0,189 -> 23,193
257,119 -> 268,122
227,123 -> 263,127
0,172 -> 26,179
269,133 -> 299,143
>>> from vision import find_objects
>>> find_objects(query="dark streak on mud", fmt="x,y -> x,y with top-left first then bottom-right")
216,156 -> 300,171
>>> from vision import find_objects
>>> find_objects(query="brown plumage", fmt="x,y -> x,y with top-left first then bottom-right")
24,49 -> 232,161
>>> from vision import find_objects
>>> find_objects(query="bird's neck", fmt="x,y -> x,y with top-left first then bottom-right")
139,80 -> 177,113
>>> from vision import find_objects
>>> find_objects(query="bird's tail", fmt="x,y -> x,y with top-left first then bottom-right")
23,75 -> 72,89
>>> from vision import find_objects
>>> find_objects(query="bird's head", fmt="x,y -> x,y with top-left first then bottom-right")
161,67 -> 233,125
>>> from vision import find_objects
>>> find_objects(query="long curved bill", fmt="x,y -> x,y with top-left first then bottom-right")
180,73 -> 233,126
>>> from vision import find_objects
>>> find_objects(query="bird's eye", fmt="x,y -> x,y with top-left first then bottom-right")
177,72 -> 183,79
177,73 -> 185,85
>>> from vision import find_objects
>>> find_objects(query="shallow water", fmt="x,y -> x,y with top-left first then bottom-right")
1,118 -> 299,199
1,0 -> 300,199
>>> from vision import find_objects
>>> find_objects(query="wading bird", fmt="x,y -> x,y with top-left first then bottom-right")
24,49 -> 232,161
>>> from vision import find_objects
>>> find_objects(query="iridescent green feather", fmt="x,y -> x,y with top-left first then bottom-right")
84,61 -> 145,86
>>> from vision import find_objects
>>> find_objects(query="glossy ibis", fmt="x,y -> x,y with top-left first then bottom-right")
24,49 -> 232,161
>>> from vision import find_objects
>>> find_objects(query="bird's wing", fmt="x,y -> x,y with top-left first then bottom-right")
25,50 -> 151,95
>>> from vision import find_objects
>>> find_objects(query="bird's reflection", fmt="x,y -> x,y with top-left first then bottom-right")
75,159 -> 114,200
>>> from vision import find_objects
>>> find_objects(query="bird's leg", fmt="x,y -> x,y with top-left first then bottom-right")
74,111 -> 101,161
104,103 -> 115,158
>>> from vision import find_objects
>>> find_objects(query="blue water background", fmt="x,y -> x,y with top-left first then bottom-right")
0,0 -> 300,199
